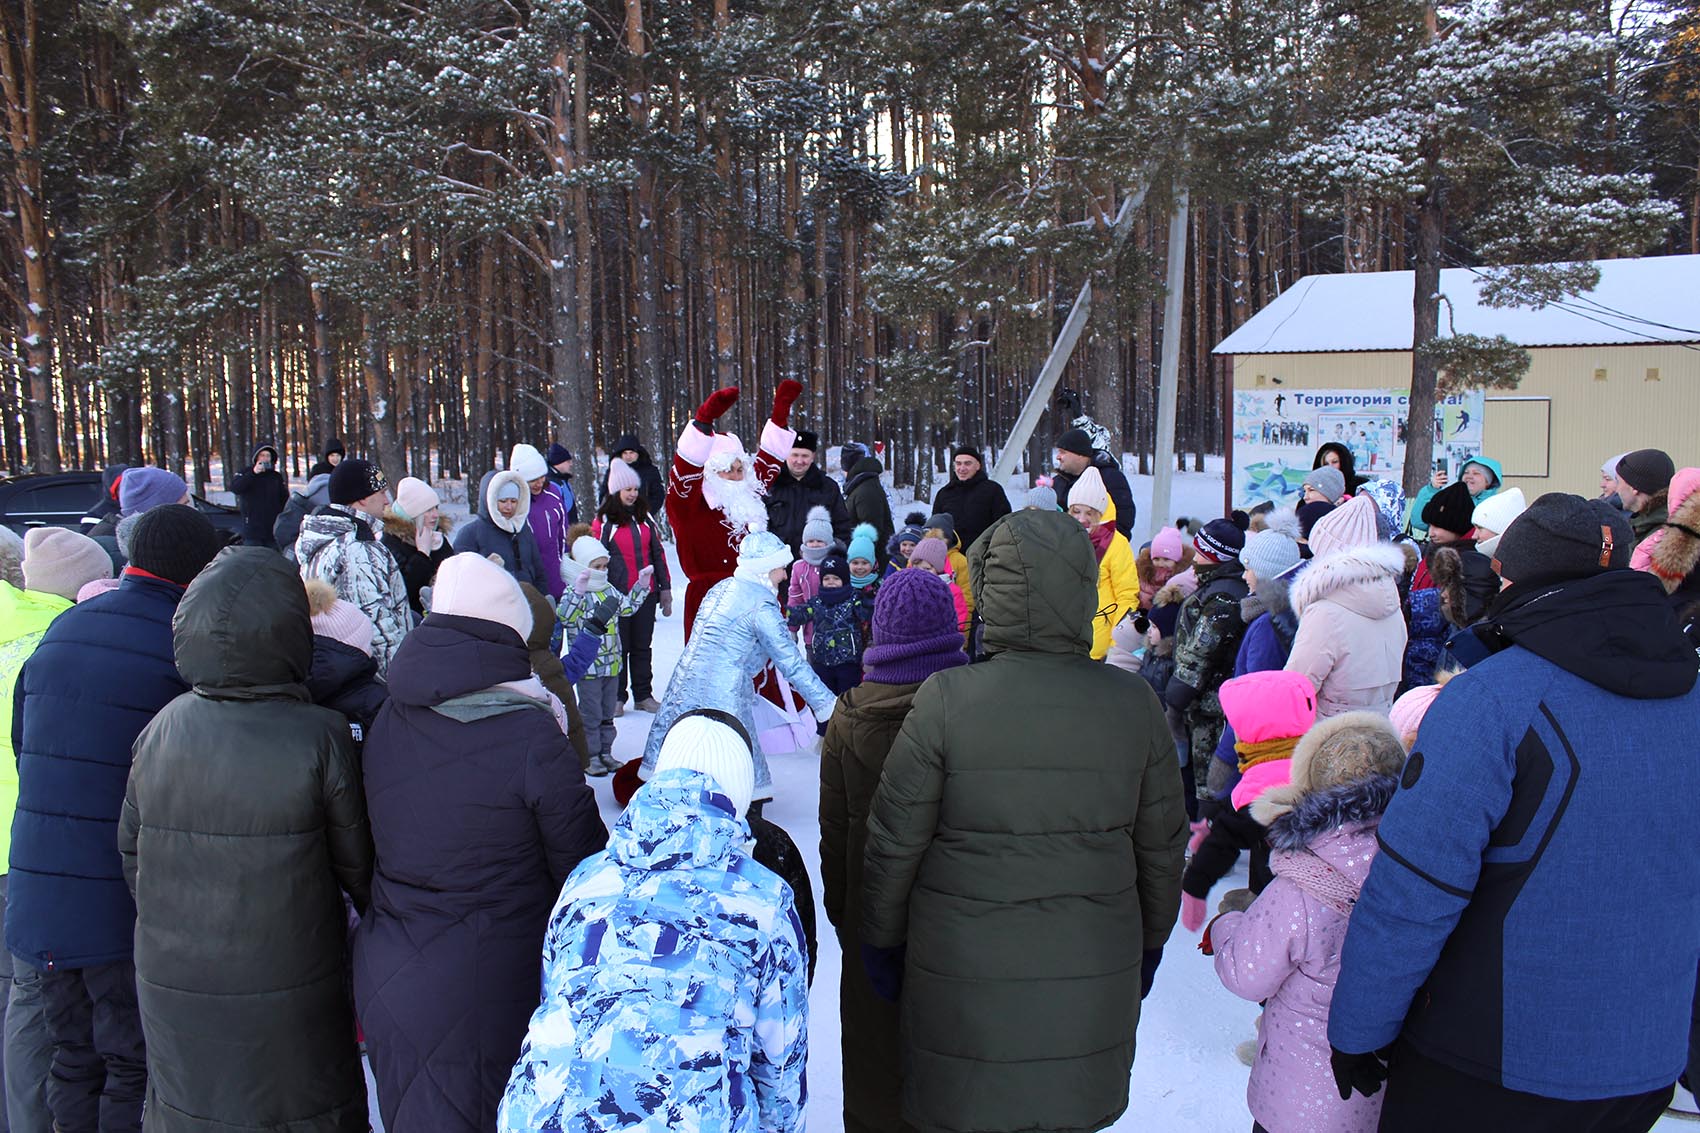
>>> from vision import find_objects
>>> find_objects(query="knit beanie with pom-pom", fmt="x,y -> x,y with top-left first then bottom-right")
305,578 -> 375,656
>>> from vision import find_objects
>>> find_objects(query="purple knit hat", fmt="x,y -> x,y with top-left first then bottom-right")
862,570 -> 967,686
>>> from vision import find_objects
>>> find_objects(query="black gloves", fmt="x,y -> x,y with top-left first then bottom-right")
589,594 -> 621,634
1165,676 -> 1199,713
1330,1045 -> 1393,1100
1140,947 -> 1163,999
861,942 -> 906,1003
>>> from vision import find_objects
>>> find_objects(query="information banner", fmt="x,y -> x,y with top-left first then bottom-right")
1231,387 -> 1485,509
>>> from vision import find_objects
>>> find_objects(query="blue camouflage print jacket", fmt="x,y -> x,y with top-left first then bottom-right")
498,769 -> 809,1132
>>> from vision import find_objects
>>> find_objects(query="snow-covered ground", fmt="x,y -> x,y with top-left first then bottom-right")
359,462 -> 1696,1130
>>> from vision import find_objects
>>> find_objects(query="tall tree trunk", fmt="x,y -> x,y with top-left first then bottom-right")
0,0 -> 59,469
625,0 -> 664,449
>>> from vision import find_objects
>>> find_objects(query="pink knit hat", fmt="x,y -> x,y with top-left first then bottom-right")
305,579 -> 375,656
1389,683 -> 1445,749
607,457 -> 641,495
392,476 -> 439,523
1307,493 -> 1380,557
1150,526 -> 1185,561
431,552 -> 533,644
909,537 -> 950,574
1217,670 -> 1318,744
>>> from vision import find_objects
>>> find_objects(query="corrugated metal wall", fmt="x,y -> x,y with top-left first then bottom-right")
1228,344 -> 1700,497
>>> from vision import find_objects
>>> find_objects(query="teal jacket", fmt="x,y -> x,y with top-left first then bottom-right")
1409,455 -> 1503,538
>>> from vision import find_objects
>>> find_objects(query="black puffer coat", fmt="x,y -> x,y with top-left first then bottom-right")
930,466 -> 1012,552
120,548 -> 373,1132
305,635 -> 389,752
766,461 -> 851,557
381,511 -> 455,614
609,433 -> 666,514
843,454 -> 895,566
353,612 -> 608,1133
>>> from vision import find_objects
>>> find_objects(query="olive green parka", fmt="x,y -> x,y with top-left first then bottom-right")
860,509 -> 1188,1133
121,548 -> 373,1131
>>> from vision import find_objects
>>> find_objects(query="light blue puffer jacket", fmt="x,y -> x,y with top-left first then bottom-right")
498,770 -> 808,1133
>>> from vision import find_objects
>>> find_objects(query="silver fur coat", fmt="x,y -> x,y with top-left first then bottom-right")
641,574 -> 836,791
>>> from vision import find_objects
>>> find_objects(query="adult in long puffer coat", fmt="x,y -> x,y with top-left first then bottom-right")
861,509 -> 1187,1133
354,552 -> 607,1133
820,570 -> 967,1133
120,547 -> 374,1132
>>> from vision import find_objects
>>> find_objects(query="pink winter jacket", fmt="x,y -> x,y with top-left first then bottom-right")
787,559 -> 822,644
1632,467 -> 1700,573
1212,781 -> 1394,1133
1285,544 -> 1408,719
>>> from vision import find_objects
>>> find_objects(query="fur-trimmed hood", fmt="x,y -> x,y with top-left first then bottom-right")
1290,542 -> 1406,618
1137,543 -> 1194,586
1266,774 -> 1397,853
382,510 -> 454,541
1240,574 -> 1294,624
1651,475 -> 1700,595
1251,710 -> 1405,825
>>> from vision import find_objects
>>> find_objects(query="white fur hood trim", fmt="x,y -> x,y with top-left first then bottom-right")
1291,543 -> 1408,616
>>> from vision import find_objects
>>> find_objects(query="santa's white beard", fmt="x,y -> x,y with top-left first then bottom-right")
701,471 -> 769,534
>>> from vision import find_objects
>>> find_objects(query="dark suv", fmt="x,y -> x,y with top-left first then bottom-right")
0,471 -> 247,539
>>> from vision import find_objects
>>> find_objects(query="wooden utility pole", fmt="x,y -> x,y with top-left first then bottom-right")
1151,187 -> 1190,529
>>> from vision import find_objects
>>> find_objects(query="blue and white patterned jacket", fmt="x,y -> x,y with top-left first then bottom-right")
498,769 -> 809,1132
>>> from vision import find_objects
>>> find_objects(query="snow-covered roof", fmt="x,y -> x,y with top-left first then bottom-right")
1213,255 -> 1700,355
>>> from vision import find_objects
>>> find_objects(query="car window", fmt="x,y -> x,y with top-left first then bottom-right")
8,482 -> 101,515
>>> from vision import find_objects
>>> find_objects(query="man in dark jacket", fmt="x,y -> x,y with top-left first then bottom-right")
1616,447 -> 1675,547
1053,427 -> 1135,538
544,442 -> 579,523
307,437 -> 345,479
8,505 -> 222,1133
861,509 -> 1187,1133
609,433 -> 665,515
929,445 -> 1011,552
79,464 -> 128,533
841,441 -> 895,567
765,430 -> 851,557
1330,494 -> 1700,1129
230,442 -> 290,548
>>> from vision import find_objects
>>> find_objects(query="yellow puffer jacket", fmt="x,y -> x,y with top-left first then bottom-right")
1090,529 -> 1141,661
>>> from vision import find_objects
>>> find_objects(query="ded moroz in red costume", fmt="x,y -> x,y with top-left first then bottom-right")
666,381 -> 803,639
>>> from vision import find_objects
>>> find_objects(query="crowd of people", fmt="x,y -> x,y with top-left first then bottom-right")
0,399 -> 1694,1133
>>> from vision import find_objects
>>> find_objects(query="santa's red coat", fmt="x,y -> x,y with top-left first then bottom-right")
666,417 -> 793,639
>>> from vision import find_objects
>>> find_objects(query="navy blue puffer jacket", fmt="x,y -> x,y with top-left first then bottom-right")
353,612 -> 607,1133
7,572 -> 188,970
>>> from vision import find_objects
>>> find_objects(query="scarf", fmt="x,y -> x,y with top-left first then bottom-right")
1088,522 -> 1114,564
818,584 -> 855,606
1236,735 -> 1299,774
801,543 -> 830,566
850,569 -> 879,590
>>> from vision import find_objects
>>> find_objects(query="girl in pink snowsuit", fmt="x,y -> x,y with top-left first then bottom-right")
1201,710 -> 1408,1133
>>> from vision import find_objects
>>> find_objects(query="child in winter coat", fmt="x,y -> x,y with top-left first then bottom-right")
1066,467 -> 1141,661
303,580 -> 388,753
907,536 -> 968,633
788,550 -> 876,695
1202,710 -> 1407,1133
1180,669 -> 1314,931
497,713 -> 807,1133
1138,525 -> 1196,610
923,513 -> 975,627
787,506 -> 835,645
557,531 -> 653,772
882,511 -> 927,581
846,523 -> 880,594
